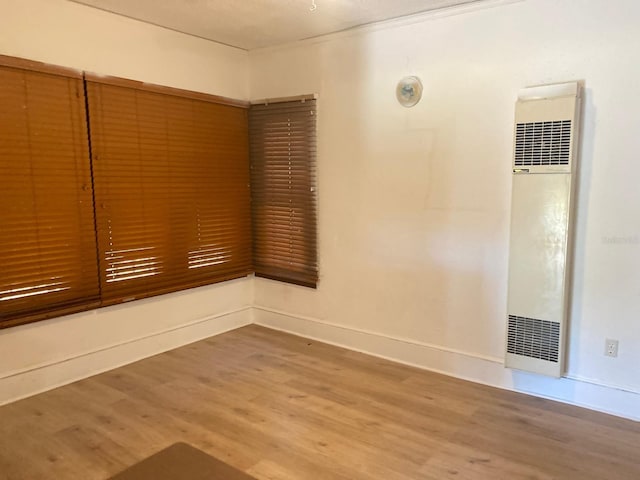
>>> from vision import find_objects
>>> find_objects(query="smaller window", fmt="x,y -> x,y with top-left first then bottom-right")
249,98 -> 318,288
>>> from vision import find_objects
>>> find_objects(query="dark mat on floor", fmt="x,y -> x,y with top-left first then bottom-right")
107,442 -> 257,480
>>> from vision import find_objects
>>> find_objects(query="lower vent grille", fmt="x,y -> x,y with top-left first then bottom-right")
507,315 -> 560,363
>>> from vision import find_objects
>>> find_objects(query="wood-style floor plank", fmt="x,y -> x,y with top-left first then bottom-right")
0,325 -> 638,480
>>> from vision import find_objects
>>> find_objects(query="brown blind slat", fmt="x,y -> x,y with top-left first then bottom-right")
0,65 -> 100,328
86,82 -> 251,304
249,99 -> 318,288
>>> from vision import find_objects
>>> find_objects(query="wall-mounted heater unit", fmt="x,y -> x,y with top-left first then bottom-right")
505,81 -> 582,377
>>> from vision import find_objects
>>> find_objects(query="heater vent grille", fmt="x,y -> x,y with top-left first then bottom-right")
507,315 -> 560,363
514,120 -> 571,166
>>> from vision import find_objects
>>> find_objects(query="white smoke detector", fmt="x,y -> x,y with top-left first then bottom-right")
396,76 -> 423,107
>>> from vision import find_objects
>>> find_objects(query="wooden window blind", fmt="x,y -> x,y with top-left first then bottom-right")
85,76 -> 251,305
249,98 -> 318,288
0,57 -> 100,328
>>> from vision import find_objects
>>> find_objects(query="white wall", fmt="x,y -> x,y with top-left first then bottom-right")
250,0 -> 640,420
0,0 -> 252,404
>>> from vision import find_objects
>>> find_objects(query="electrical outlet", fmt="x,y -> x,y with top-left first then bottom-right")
605,339 -> 619,357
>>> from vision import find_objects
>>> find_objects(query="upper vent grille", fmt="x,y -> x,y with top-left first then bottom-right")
514,120 -> 571,167
507,315 -> 560,363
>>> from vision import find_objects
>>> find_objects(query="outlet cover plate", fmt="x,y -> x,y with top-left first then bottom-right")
605,339 -> 619,357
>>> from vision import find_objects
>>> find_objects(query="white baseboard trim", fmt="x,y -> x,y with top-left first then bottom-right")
0,307 -> 252,406
253,306 -> 640,422
4,303 -> 638,422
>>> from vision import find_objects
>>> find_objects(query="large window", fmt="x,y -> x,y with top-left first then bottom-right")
85,76 -> 251,305
0,56 -> 252,329
249,98 -> 318,288
0,57 -> 100,327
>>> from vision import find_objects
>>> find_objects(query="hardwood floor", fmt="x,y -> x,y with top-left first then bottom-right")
0,325 -> 638,480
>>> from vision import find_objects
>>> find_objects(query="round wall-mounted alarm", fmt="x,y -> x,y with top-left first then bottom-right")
396,76 -> 423,108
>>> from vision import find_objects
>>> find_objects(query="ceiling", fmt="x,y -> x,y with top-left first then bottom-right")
69,0 -> 483,50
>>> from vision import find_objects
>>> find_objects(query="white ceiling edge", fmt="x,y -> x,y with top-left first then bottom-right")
65,0 -> 247,51
67,0 -> 523,53
250,0 -> 524,54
